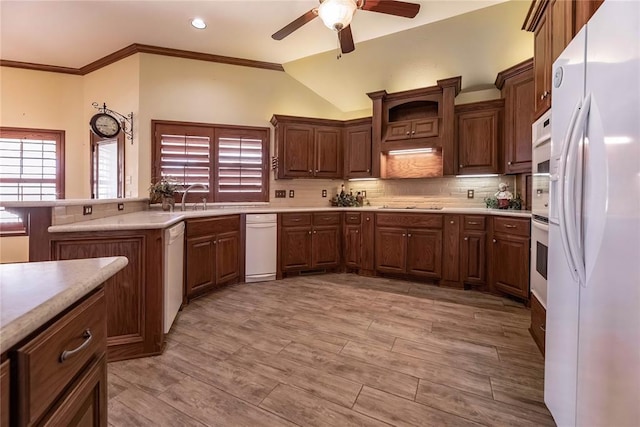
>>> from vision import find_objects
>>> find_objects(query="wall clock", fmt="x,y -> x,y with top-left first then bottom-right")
90,112 -> 121,139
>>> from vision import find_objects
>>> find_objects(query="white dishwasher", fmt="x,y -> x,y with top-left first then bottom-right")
245,214 -> 277,282
164,221 -> 184,333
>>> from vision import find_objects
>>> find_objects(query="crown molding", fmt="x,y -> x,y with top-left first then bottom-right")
495,58 -> 534,89
1,44 -> 285,76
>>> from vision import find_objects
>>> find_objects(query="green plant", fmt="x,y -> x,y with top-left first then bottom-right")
484,196 -> 498,209
484,194 -> 523,210
149,178 -> 177,202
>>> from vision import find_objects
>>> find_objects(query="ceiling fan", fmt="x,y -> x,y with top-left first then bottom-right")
272,0 -> 421,56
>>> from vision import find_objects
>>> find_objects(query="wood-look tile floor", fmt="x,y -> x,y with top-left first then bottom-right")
108,274 -> 555,426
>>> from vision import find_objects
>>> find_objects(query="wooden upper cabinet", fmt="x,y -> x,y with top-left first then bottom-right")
281,124 -> 314,177
455,100 -> 504,175
550,0 -> 574,63
344,122 -> 372,178
574,0 -> 603,34
314,127 -> 342,178
533,9 -> 552,119
496,59 -> 535,174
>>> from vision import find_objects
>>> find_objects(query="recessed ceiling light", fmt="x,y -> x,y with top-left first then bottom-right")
191,18 -> 206,29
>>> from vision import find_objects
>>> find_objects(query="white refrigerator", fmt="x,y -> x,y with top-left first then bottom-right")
546,1 -> 640,426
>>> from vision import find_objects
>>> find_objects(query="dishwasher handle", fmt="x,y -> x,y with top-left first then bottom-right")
246,223 -> 277,229
167,222 -> 185,243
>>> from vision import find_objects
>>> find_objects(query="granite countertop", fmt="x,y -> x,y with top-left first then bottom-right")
0,256 -> 128,351
48,206 -> 531,233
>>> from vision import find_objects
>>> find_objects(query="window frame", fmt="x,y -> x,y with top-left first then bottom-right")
151,120 -> 270,204
0,127 -> 65,236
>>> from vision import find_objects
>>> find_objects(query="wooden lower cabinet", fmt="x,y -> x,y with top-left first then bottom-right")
185,216 -> 240,301
406,229 -> 442,279
50,230 -> 163,361
280,213 -> 341,274
461,230 -> 487,286
375,227 -> 407,274
2,288 -> 108,427
360,213 -> 375,274
491,232 -> 530,299
441,215 -> 461,287
344,225 -> 361,268
530,293 -> 547,356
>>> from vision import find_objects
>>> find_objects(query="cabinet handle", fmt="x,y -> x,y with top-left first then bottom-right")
356,230 -> 359,233
408,233 -> 412,237
366,217 -> 370,221
493,239 -> 497,243
402,233 -> 406,237
450,220 -> 454,224
315,170 -> 319,173
349,216 -> 357,220
504,224 -> 517,229
507,161 -> 512,165
313,230 -> 317,234
291,218 -> 301,222
406,131 -> 410,135
468,221 -> 479,225
540,325 -> 546,332
308,170 -> 312,173
214,240 -> 217,244
60,329 -> 92,363
308,231 -> 312,235
464,237 -> 468,241
411,130 -> 416,134
540,91 -> 549,100
459,164 -> 464,168
366,169 -> 370,173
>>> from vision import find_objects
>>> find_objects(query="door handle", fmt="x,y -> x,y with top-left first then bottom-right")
60,329 -> 92,363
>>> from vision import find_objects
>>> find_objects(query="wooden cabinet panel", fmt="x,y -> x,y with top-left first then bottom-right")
282,125 -> 314,177
314,127 -> 342,178
492,233 -> 530,299
312,212 -> 341,226
385,121 -> 413,141
344,213 -> 361,225
312,226 -> 340,268
441,216 -> 460,285
494,217 -> 530,237
375,227 -> 407,274
51,231 -> 163,361
456,104 -> 502,174
216,231 -> 239,284
344,125 -> 372,178
530,293 -> 546,356
281,213 -> 312,227
550,0 -> 573,63
185,235 -> 216,296
412,118 -> 439,138
406,229 -> 443,279
534,9 -> 552,119
376,213 -> 443,229
41,355 -> 107,427
574,0 -> 603,34
463,215 -> 486,231
360,213 -> 375,272
186,215 -> 240,238
281,227 -> 312,271
461,231 -> 487,286
1,360 -> 9,427
344,225 -> 361,268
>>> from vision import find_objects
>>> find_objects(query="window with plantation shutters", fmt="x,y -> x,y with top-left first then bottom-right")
152,121 -> 268,203
0,127 -> 65,234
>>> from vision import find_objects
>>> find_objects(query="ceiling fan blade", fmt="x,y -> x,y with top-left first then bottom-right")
360,0 -> 420,18
339,25 -> 355,54
271,9 -> 318,40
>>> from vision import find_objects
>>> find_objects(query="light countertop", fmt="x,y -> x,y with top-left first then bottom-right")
48,206 -> 531,233
0,256 -> 128,351
0,197 -> 148,208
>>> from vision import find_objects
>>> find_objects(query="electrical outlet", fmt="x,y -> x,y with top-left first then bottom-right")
83,205 -> 93,215
467,189 -> 474,199
118,203 -> 125,211
289,190 -> 295,198
362,190 -> 367,198
322,189 -> 327,198
275,190 -> 286,198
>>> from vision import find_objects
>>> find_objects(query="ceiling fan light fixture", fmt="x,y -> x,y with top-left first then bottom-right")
318,0 -> 357,31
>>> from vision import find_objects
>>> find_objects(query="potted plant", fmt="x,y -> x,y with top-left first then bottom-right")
149,178 -> 177,211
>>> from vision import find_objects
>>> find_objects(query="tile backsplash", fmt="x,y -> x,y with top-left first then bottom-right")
52,200 -> 148,225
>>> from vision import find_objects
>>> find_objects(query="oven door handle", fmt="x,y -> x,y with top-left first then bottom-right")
533,135 -> 550,149
532,219 -> 549,232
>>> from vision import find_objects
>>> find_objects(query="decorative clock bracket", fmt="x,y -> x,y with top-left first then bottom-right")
91,102 -> 134,143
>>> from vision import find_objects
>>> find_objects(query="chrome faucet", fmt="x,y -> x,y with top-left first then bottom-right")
181,184 -> 208,211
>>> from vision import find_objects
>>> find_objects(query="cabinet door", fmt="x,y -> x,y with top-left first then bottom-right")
550,0 -> 573,63
344,225 -> 361,268
504,71 -> 534,174
375,227 -> 407,274
361,213 -> 375,272
312,225 -> 341,268
574,0 -> 603,35
441,216 -> 460,284
1,360 -> 8,427
461,231 -> 487,285
282,124 -> 314,177
344,125 -> 372,178
281,227 -> 312,271
412,118 -> 439,139
185,235 -> 216,297
42,355 -> 106,427
457,109 -> 501,174
406,229 -> 443,279
534,9 -> 552,119
385,121 -> 413,141
491,234 -> 530,298
216,230 -> 239,284
314,127 -> 342,178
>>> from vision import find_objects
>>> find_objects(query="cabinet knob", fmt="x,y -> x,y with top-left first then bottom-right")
493,239 -> 497,243
313,230 -> 317,234
356,230 -> 359,233
411,130 -> 415,134
315,170 -> 319,173
366,217 -> 370,221
507,161 -> 512,165
308,170 -> 312,173
464,237 -> 468,241
406,131 -> 410,135
366,169 -> 370,173
308,231 -> 312,235
408,233 -> 412,237
402,233 -> 406,237
450,220 -> 454,224
540,91 -> 550,100
459,164 -> 464,168
214,240 -> 217,244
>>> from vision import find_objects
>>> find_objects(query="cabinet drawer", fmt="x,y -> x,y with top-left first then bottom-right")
530,293 -> 546,356
281,213 -> 312,227
186,215 -> 240,238
344,213 -> 361,225
376,213 -> 443,229
17,289 -> 106,426
313,212 -> 341,226
493,217 -> 530,236
463,215 -> 486,230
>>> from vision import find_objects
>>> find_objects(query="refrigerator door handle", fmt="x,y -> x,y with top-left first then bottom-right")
564,93 -> 591,287
558,98 -> 583,283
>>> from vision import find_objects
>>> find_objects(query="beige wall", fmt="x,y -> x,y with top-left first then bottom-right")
83,55 -> 140,197
0,67 -> 86,197
137,53 -> 348,199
